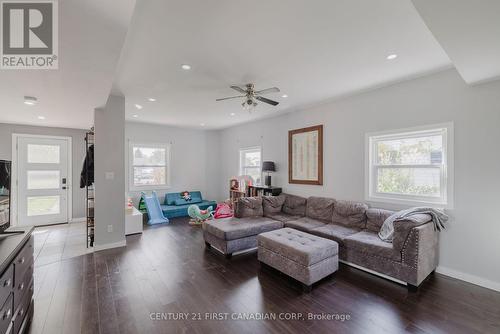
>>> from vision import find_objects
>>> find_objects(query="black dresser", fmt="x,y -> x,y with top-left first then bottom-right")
0,227 -> 34,334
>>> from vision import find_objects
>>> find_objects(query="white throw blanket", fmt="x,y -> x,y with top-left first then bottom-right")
379,207 -> 449,242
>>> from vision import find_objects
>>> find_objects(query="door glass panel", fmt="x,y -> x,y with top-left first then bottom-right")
27,170 -> 60,189
27,196 -> 60,216
27,144 -> 60,164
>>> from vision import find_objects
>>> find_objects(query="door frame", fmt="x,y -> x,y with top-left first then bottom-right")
11,133 -> 73,227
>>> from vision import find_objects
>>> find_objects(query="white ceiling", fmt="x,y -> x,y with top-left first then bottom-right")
412,0 -> 500,85
113,0 -> 451,129
2,0 -> 498,130
0,0 -> 135,129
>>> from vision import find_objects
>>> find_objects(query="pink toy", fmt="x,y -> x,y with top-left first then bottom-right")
214,203 -> 233,219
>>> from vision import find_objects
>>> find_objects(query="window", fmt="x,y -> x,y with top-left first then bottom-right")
129,142 -> 170,190
239,147 -> 262,184
366,124 -> 453,207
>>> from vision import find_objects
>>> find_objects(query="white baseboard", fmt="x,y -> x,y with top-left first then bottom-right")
93,240 -> 126,252
436,266 -> 500,292
69,217 -> 86,223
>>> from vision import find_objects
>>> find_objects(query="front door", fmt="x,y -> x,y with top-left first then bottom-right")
16,136 -> 70,226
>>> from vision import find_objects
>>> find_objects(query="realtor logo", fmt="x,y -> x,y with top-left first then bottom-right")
1,0 -> 58,69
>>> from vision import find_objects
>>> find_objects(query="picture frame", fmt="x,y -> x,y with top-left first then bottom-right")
288,125 -> 323,185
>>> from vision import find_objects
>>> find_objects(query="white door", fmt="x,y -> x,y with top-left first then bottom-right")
16,136 -> 70,226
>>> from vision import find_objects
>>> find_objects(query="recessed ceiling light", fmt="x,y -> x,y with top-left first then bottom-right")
132,114 -> 139,118
386,54 -> 398,60
181,64 -> 192,70
230,113 -> 235,116
282,94 -> 288,98
148,98 -> 156,102
134,104 -> 143,110
200,123 -> 205,126
24,96 -> 37,106
37,116 -> 45,120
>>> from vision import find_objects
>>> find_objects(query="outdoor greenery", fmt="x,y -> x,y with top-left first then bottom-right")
376,137 -> 441,196
377,168 -> 439,196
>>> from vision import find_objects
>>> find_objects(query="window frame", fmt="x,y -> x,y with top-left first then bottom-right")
239,146 -> 262,184
365,123 -> 454,208
128,142 -> 171,191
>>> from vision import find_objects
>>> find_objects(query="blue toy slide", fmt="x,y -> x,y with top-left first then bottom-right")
141,191 -> 169,225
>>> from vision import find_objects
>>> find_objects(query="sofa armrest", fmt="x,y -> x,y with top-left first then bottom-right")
400,222 -> 439,285
392,214 -> 431,251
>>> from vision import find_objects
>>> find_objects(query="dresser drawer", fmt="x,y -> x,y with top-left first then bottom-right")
0,293 -> 13,334
13,282 -> 32,334
13,236 -> 34,284
13,264 -> 33,313
0,265 -> 13,309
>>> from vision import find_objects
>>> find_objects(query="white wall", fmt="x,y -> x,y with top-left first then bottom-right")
94,95 -> 126,249
217,69 -> 500,290
125,122 -> 220,204
0,123 -> 88,220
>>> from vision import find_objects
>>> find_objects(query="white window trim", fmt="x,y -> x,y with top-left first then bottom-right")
128,141 -> 171,191
365,123 -> 454,209
239,146 -> 262,182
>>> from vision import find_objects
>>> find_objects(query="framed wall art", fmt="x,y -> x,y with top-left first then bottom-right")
288,125 -> 323,185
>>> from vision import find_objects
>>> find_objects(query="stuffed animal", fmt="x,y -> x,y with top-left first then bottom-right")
214,202 -> 233,219
187,204 -> 213,225
181,191 -> 192,201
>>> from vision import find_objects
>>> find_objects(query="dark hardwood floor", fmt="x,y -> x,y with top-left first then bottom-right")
29,218 -> 500,334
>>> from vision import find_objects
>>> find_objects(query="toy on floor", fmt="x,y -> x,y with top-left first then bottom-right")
126,197 -> 134,213
214,202 -> 233,219
187,204 -> 213,226
141,191 -> 169,225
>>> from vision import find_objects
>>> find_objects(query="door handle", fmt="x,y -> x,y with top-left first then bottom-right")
62,186 -> 67,190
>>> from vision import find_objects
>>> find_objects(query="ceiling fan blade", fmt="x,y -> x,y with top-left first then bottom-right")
230,85 -> 247,94
255,96 -> 279,106
216,95 -> 245,101
255,87 -> 280,95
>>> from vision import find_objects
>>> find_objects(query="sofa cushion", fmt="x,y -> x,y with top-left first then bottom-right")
264,212 -> 302,223
284,217 -> 328,232
310,224 -> 360,246
344,231 -> 399,260
282,194 -> 307,216
165,191 -> 203,205
258,228 -> 339,266
203,217 -> 283,241
332,200 -> 368,229
366,208 -> 394,232
306,197 -> 334,222
235,197 -> 263,218
262,195 -> 286,215
174,198 -> 202,206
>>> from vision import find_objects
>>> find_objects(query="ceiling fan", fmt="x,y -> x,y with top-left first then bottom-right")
216,84 -> 280,112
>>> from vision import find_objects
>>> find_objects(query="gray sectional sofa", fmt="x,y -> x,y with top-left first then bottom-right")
203,194 -> 438,288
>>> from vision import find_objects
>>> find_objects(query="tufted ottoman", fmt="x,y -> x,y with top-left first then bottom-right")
203,217 -> 284,258
258,228 -> 339,292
